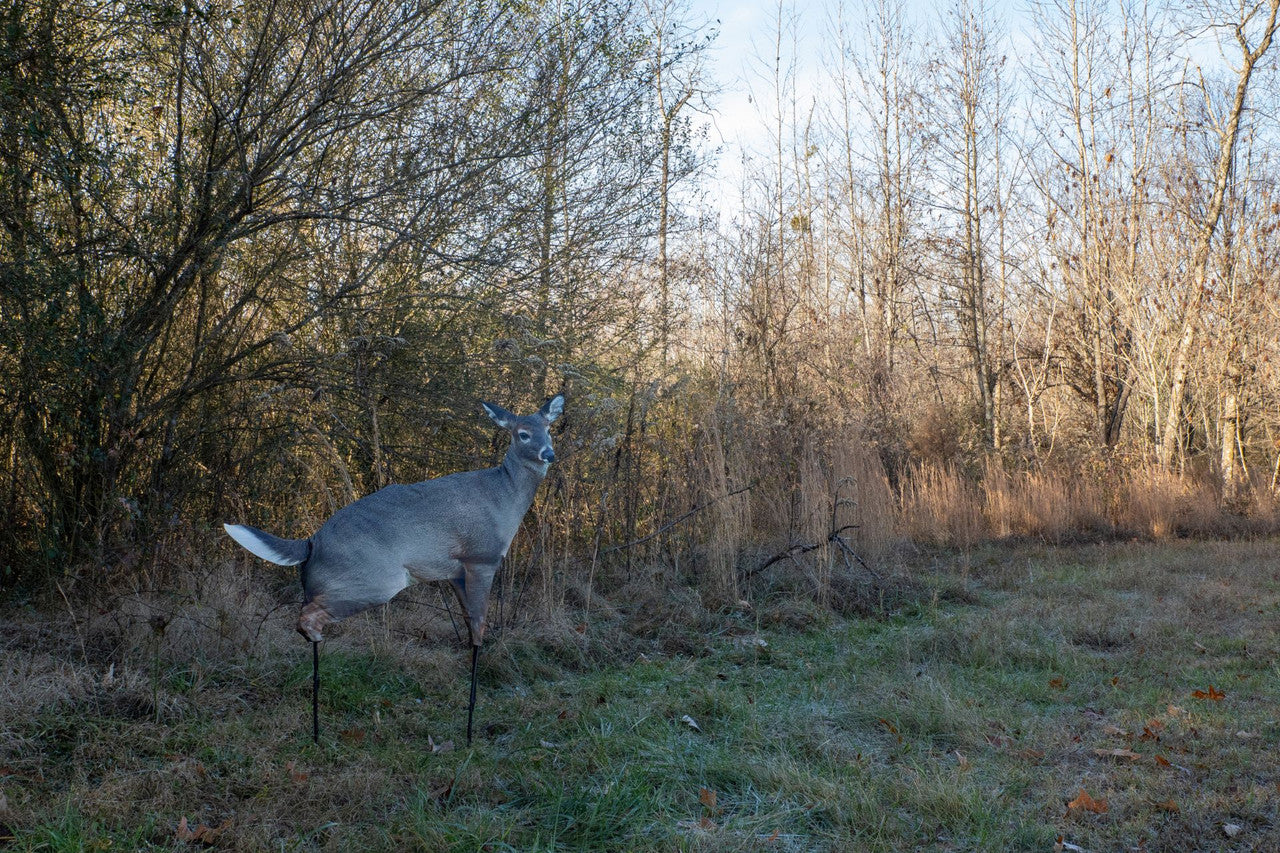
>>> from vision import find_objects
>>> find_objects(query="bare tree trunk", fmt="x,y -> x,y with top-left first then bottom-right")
1221,360 -> 1243,502
1158,0 -> 1279,468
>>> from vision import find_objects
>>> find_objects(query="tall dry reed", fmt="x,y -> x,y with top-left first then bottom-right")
898,462 -> 985,550
697,418 -> 749,605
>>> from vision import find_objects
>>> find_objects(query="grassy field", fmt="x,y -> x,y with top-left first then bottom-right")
2,540 -> 1279,851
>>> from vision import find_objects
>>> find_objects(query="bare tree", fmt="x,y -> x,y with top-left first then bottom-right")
932,0 -> 1010,447
1158,0 -> 1279,468
829,0 -> 926,425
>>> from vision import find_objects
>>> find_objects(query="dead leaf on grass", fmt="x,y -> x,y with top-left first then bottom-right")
1222,823 -> 1242,838
175,816 -> 230,845
1154,754 -> 1172,768
680,714 -> 701,732
1191,685 -> 1224,701
1092,747 -> 1141,761
699,787 -> 718,812
1048,677 -> 1067,690
877,717 -> 903,743
285,760 -> 308,783
428,735 -> 454,754
1066,788 -> 1108,815
1152,798 -> 1180,813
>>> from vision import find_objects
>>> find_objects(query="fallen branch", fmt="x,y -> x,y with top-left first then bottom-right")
602,480 -> 757,554
747,524 -> 880,581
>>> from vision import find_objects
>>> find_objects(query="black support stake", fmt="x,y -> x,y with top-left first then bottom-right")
312,640 -> 320,744
467,645 -> 479,745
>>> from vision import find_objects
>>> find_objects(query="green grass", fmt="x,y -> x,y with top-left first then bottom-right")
3,540 -> 1280,850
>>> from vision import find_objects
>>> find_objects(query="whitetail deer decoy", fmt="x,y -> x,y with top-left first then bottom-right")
224,394 -> 564,745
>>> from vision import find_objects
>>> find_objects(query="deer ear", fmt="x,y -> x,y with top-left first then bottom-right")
481,402 -> 515,429
541,394 -> 564,423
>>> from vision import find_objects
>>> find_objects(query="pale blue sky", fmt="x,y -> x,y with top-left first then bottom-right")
683,0 -> 1245,218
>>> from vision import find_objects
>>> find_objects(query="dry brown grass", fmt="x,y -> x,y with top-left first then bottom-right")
831,440 -> 897,559
696,417 -> 748,606
898,462 -> 986,549
1116,464 -> 1216,538
892,456 -> 1280,549
980,458 -> 1109,542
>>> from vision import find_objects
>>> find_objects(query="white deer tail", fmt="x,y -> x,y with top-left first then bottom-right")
223,523 -> 310,566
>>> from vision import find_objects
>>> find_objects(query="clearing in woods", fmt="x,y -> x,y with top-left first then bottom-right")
1,540 -> 1278,850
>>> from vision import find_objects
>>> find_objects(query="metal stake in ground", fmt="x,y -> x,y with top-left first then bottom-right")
312,640 -> 320,744
467,645 -> 479,745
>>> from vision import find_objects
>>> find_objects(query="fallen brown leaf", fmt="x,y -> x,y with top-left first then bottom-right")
1093,747 -> 1141,761
1152,798 -> 1179,813
698,787 -> 718,812
1066,788 -> 1108,815
1191,685 -> 1224,701
175,816 -> 230,845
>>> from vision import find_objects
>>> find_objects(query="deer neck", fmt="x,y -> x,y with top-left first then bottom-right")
499,447 -> 548,510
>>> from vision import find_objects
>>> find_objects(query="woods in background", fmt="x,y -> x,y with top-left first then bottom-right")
2,0 -> 1279,606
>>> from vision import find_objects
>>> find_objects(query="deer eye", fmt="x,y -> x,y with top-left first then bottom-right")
518,431 -> 531,442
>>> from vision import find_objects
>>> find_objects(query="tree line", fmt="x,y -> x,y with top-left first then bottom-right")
2,0 -> 1278,601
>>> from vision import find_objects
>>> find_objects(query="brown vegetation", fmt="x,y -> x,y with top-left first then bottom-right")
1,0 -> 1279,632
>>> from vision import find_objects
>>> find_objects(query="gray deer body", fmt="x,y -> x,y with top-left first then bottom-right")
224,395 -> 563,743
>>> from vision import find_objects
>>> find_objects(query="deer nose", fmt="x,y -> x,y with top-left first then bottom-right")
541,448 -> 556,463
